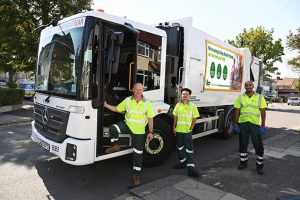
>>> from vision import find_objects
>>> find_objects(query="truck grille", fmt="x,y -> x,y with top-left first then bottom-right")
34,103 -> 70,143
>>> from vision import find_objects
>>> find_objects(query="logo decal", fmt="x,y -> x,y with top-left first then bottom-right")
42,107 -> 49,124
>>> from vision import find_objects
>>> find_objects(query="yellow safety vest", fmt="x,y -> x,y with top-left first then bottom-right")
173,102 -> 200,133
117,96 -> 154,134
234,93 -> 267,125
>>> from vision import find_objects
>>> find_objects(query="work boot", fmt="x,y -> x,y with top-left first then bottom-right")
256,167 -> 264,175
132,175 -> 141,187
105,144 -> 120,154
187,167 -> 201,178
173,161 -> 187,169
238,163 -> 248,170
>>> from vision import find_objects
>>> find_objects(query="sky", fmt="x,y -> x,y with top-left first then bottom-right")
93,0 -> 300,78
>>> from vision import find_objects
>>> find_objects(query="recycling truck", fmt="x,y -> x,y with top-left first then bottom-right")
31,10 -> 263,166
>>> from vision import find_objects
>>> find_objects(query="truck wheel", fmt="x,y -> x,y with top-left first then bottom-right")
221,107 -> 234,139
143,118 -> 174,166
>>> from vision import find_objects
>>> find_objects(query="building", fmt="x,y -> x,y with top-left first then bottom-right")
274,78 -> 300,99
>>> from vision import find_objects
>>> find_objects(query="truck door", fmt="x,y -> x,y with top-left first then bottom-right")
98,22 -> 138,155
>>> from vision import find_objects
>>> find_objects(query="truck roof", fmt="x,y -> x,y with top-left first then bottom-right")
54,10 -> 167,38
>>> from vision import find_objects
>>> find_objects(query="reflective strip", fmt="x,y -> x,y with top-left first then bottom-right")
239,95 -> 242,106
133,148 -> 143,154
177,121 -> 191,125
180,158 -> 186,163
256,161 -> 263,165
178,114 -> 190,117
133,166 -> 142,171
127,110 -> 145,115
126,97 -> 130,113
126,118 -> 147,124
113,124 -> 121,133
257,156 -> 264,160
258,94 -> 262,108
178,146 -> 184,151
189,104 -> 194,118
242,104 -> 259,109
187,164 -> 195,167
143,100 -> 149,114
186,149 -> 193,153
110,138 -> 119,142
240,157 -> 248,161
240,112 -> 260,117
240,153 -> 248,156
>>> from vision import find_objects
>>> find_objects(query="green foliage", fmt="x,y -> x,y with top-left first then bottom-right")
228,26 -> 284,78
286,28 -> 300,73
6,82 -> 18,89
0,0 -> 93,76
0,88 -> 24,106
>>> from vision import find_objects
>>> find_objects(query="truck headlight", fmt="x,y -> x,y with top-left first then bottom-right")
65,143 -> 77,161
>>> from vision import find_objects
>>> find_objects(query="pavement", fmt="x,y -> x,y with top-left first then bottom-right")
1,102 -> 300,200
113,128 -> 300,200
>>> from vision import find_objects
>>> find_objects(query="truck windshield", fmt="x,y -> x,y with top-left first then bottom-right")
36,21 -> 84,98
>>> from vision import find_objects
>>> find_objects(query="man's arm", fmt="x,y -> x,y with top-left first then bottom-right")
190,118 -> 197,132
260,108 -> 266,126
173,116 -> 177,135
104,101 -> 118,113
148,118 -> 153,133
234,108 -> 240,126
146,118 -> 154,142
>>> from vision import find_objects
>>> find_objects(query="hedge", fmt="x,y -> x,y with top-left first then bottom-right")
0,88 -> 25,106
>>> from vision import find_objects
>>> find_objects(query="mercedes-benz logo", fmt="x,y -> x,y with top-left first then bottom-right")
42,107 -> 49,124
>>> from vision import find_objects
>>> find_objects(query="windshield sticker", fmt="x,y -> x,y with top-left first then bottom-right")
59,17 -> 86,31
71,84 -> 76,93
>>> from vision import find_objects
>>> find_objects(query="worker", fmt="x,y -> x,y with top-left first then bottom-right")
104,83 -> 154,187
173,88 -> 201,178
234,81 -> 267,175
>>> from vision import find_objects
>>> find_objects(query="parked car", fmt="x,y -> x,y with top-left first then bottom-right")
17,79 -> 35,98
287,97 -> 300,106
0,80 -> 7,88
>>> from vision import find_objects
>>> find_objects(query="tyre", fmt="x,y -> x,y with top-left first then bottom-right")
143,118 -> 174,166
220,107 -> 234,139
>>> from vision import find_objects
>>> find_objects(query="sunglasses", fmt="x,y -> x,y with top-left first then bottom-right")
245,84 -> 253,86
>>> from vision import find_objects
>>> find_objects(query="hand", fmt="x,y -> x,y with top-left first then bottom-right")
146,132 -> 153,142
258,126 -> 266,136
173,128 -> 176,136
104,101 -> 108,108
234,125 -> 240,134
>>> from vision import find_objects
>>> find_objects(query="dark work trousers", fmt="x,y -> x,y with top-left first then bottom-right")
176,132 -> 195,168
238,122 -> 264,169
109,121 -> 145,175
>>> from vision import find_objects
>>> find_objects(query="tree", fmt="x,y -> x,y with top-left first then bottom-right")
228,26 -> 284,78
286,28 -> 300,73
295,79 -> 300,94
0,0 -> 93,81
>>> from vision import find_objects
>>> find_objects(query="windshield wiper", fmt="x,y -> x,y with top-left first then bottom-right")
45,92 -> 52,103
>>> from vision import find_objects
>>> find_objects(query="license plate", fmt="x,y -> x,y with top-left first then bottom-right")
34,134 -> 50,151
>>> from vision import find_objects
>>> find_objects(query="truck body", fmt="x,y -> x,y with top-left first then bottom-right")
31,11 -> 262,166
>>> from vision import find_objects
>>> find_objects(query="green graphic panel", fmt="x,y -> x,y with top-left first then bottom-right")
223,65 -> 228,80
217,64 -> 222,79
210,62 -> 215,78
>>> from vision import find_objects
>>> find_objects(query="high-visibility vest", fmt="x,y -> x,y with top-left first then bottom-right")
237,93 -> 265,125
120,96 -> 152,134
173,102 -> 200,133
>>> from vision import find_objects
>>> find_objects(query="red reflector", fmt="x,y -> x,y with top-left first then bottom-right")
97,9 -> 104,12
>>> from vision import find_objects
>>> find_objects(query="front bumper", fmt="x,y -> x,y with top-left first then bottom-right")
31,121 -> 95,165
